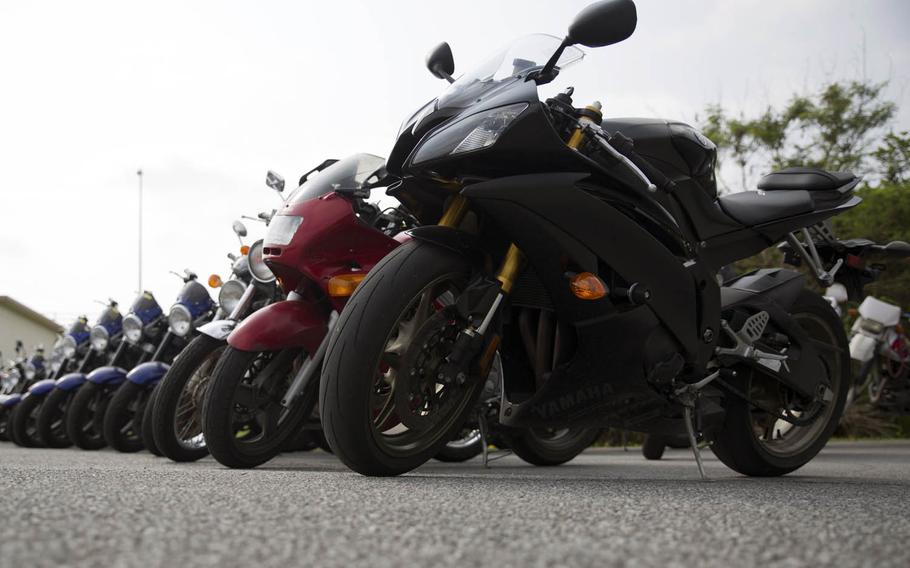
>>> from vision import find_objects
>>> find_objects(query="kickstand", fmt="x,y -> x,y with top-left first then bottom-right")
479,413 -> 491,468
683,405 -> 707,480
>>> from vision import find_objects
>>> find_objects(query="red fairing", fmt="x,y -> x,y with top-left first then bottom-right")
265,193 -> 400,312
228,300 -> 327,354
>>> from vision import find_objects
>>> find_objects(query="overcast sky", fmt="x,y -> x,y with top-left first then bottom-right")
1,0 -> 908,330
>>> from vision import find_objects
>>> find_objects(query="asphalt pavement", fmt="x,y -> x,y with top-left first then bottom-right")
0,440 -> 908,568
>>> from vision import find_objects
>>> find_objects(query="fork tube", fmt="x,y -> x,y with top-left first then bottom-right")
438,194 -> 469,228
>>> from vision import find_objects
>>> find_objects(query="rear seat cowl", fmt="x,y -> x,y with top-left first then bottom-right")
757,167 -> 856,192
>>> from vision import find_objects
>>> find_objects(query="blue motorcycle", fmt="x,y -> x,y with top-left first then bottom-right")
0,341 -> 48,441
102,270 -> 216,453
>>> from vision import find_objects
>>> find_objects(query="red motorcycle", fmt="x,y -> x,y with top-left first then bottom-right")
202,154 -> 415,468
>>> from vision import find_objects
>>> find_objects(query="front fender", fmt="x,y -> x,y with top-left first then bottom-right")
126,361 -> 170,386
0,394 -> 22,408
87,366 -> 128,386
26,379 -> 56,396
197,319 -> 237,341
55,373 -> 87,392
228,299 -> 327,354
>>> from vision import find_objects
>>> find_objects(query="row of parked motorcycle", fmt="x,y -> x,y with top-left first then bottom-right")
3,0 -> 910,478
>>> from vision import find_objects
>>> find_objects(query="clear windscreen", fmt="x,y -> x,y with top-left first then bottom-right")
287,154 -> 387,206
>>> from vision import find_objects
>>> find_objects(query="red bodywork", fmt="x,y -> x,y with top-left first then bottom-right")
228,192 -> 400,352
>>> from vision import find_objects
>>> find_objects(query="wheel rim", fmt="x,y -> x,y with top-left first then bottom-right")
226,349 -> 303,451
749,312 -> 842,458
368,274 -> 479,458
174,345 -> 225,450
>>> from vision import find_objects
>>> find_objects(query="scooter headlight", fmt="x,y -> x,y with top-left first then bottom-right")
123,314 -> 144,344
90,325 -> 109,351
218,279 -> 246,314
62,335 -> 77,359
412,103 -> 528,165
168,304 -> 193,337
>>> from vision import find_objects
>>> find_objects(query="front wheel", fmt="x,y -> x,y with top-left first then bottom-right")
710,290 -> 850,476
103,381 -> 152,453
203,346 -> 314,469
0,407 -> 10,441
36,389 -> 74,448
506,427 -> 600,466
66,382 -> 112,450
320,241 -> 482,476
9,394 -> 44,448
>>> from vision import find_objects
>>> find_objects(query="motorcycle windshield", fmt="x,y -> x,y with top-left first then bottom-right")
130,292 -> 163,324
67,319 -> 90,345
436,34 -> 584,111
286,153 -> 386,206
96,306 -> 123,335
175,280 -> 214,318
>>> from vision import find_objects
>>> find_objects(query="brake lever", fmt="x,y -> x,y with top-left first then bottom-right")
584,124 -> 657,193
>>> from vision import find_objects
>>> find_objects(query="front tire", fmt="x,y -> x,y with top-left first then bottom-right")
66,382 -> 112,450
710,290 -> 850,476
152,334 -> 224,462
320,241 -> 481,476
9,394 -> 44,448
36,389 -> 74,448
0,407 -> 10,441
103,381 -> 151,453
507,427 -> 600,466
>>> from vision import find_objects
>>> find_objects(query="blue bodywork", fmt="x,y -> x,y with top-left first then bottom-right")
56,372 -> 87,392
26,379 -> 56,396
131,292 -> 164,324
87,366 -> 127,386
0,394 -> 22,408
176,280 -> 215,319
126,361 -> 170,386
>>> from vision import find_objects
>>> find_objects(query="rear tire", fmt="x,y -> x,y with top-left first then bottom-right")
507,427 -> 599,466
36,389 -> 73,448
152,334 -> 224,462
66,382 -> 111,450
103,381 -> 149,453
320,241 -> 481,476
710,290 -> 850,477
641,435 -> 666,460
9,394 -> 44,448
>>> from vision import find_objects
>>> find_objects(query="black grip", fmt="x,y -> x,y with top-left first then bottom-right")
608,133 -> 676,193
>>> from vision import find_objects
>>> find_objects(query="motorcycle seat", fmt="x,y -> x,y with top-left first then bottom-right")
757,167 -> 856,192
717,189 -> 814,226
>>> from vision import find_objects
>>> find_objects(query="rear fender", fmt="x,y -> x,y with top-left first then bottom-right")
126,361 -> 170,386
227,299 -> 327,353
86,366 -> 128,386
55,373 -> 87,392
197,319 -> 237,341
26,379 -> 56,397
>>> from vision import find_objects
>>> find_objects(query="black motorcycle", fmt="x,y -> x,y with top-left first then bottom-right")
319,0 -> 859,478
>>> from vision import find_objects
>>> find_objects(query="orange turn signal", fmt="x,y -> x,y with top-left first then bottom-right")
240,245 -> 250,256
328,273 -> 366,297
569,272 -> 607,300
208,274 -> 223,288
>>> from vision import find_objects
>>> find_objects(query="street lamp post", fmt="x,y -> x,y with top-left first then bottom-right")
137,168 -> 143,292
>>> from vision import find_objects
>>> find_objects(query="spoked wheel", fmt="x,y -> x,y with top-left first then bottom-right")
103,381 -> 153,453
506,426 -> 600,466
36,389 -> 74,448
711,290 -> 850,476
203,347 -> 313,468
66,382 -> 113,450
320,241 -> 484,476
152,335 -> 226,462
435,427 -> 483,462
9,394 -> 45,448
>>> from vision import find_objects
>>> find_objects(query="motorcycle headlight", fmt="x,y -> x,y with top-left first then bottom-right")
62,335 -> 77,359
90,325 -> 109,351
248,240 -> 276,284
123,314 -> 144,344
412,103 -> 528,165
265,215 -> 303,247
219,279 -> 246,314
168,304 -> 193,337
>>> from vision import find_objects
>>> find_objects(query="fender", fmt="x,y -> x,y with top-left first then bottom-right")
127,361 -> 170,386
228,299 -> 327,354
197,319 -> 237,341
408,226 -> 480,254
0,394 -> 22,408
55,372 -> 87,392
26,378 -> 56,396
87,366 -> 128,386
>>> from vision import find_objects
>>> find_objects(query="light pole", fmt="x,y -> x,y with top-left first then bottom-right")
137,168 -> 143,292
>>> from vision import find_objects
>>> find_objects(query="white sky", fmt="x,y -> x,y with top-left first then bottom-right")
1,0 -> 908,328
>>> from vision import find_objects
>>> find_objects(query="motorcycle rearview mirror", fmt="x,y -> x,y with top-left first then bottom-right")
426,42 -> 455,83
232,220 -> 248,238
266,170 -> 285,194
566,0 -> 637,48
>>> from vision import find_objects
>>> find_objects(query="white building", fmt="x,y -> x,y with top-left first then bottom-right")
0,296 -> 63,361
